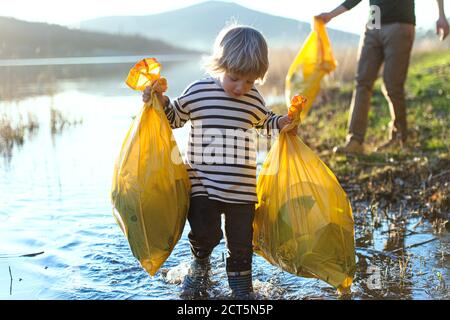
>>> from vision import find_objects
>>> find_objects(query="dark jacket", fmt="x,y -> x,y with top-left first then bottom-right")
341,0 -> 416,25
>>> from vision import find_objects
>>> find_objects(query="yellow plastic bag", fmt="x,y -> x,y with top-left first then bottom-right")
285,18 -> 337,121
253,96 -> 355,292
111,58 -> 191,276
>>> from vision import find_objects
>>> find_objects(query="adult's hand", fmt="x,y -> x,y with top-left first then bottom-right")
436,16 -> 449,40
315,5 -> 348,24
315,12 -> 334,24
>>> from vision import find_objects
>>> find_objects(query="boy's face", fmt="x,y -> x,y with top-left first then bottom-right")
221,72 -> 258,98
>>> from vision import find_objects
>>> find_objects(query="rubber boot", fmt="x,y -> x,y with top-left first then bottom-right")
180,256 -> 212,298
227,270 -> 254,300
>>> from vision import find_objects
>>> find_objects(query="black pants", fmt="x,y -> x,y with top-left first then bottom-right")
187,196 -> 255,272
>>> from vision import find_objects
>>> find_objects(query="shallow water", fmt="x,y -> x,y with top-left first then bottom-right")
0,57 -> 448,300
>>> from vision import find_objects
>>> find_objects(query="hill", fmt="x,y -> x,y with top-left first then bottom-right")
0,16 -> 198,59
77,1 -> 360,51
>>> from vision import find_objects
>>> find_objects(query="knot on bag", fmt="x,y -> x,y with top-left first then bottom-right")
125,57 -> 162,91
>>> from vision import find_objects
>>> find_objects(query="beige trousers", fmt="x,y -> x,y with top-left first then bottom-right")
347,23 -> 415,143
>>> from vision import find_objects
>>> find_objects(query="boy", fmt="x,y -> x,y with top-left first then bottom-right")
143,25 -> 296,299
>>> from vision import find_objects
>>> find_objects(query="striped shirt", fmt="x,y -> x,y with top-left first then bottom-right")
163,77 -> 282,204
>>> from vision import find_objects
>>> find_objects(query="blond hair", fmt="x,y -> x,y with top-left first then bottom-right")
204,24 -> 269,83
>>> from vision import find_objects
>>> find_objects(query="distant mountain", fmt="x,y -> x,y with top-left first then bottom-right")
0,17 -> 198,59
77,1 -> 360,51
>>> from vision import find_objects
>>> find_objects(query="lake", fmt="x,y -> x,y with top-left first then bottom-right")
0,55 -> 448,300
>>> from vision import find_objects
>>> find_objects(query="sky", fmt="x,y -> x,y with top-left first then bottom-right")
2,0 -> 449,34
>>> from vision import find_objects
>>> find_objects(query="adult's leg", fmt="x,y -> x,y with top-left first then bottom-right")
380,23 -> 415,142
347,27 -> 384,143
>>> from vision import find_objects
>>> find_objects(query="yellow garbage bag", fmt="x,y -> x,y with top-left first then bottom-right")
111,58 -> 191,276
285,18 -> 337,121
253,96 -> 355,292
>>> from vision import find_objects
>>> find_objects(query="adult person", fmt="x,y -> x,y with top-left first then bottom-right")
316,0 -> 449,154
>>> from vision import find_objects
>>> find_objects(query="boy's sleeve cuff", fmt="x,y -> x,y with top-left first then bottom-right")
163,97 -> 171,109
274,115 -> 283,131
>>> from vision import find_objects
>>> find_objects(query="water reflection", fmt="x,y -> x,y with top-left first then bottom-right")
0,55 -> 205,101
352,201 -> 449,300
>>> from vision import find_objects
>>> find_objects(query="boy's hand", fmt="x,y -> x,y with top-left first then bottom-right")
142,86 -> 152,103
142,77 -> 168,104
278,115 -> 298,136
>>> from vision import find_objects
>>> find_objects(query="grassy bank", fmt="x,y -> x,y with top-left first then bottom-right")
269,50 -> 450,224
